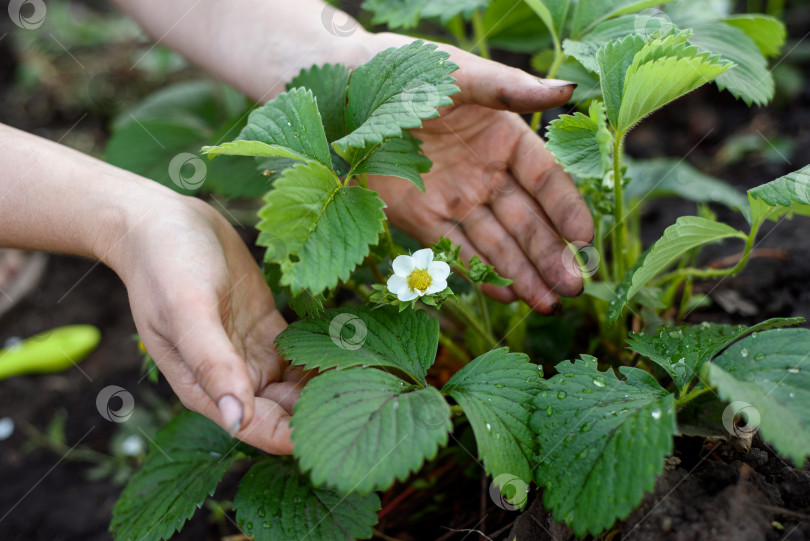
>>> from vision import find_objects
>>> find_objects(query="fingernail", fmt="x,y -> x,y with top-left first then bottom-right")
576,285 -> 585,298
551,302 -> 563,315
541,79 -> 578,88
218,395 -> 243,437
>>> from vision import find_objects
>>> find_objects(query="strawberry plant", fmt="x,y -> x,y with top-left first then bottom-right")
108,2 -> 810,539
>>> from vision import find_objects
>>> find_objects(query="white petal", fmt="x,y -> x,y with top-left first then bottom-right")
425,279 -> 447,295
387,274 -> 408,295
392,255 -> 415,277
397,289 -> 419,302
428,261 -> 451,282
412,248 -> 434,269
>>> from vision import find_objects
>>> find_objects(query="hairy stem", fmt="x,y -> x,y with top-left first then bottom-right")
675,384 -> 716,409
611,136 -> 626,281
444,298 -> 498,354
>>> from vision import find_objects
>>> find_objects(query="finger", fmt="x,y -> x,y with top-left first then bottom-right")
459,206 -> 560,313
258,380 -> 308,413
421,219 -> 517,304
174,313 -> 256,436
234,397 -> 293,455
511,130 -> 595,243
447,47 -> 576,113
490,179 -> 584,298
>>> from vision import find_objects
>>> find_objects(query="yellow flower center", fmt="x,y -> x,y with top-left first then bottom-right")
407,268 -> 432,292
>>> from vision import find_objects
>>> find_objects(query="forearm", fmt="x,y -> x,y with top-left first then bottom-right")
0,123 -> 183,266
111,0 -> 377,103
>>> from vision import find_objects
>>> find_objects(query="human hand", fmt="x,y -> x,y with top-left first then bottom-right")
368,34 -> 595,314
107,195 -> 308,455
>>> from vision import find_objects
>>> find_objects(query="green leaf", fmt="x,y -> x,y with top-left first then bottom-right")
625,158 -> 749,214
706,328 -> 810,466
628,318 -> 804,392
334,41 -> 459,152
105,81 -> 266,199
421,0 -> 492,23
256,162 -> 385,294
724,14 -> 786,58
201,140 -> 312,163
468,255 -> 513,287
443,348 -> 542,485
238,87 -> 332,168
363,0 -> 490,27
616,32 -> 730,135
523,0 -> 559,44
571,0 -> 676,37
275,305 -> 439,386
287,63 -> 351,142
596,32 -> 646,128
685,21 -> 773,106
564,16 -> 639,73
482,0 -> 553,53
583,281 -> 664,309
532,356 -> 676,536
110,412 -> 242,541
546,100 -> 612,179
747,164 -> 810,226
346,133 -> 431,192
292,368 -> 451,493
234,459 -> 380,541
607,216 -> 747,322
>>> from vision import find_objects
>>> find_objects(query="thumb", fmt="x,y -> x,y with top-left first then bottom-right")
373,33 -> 576,114
451,49 -> 576,113
176,317 -> 256,436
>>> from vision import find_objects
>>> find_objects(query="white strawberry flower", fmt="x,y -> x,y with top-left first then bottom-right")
387,248 -> 451,302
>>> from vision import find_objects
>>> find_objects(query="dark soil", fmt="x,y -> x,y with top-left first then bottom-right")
2,2 -> 810,541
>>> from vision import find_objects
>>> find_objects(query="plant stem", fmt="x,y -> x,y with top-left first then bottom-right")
366,256 -> 385,284
471,10 -> 491,59
439,331 -> 472,363
658,224 -> 760,284
529,48 -> 566,133
611,136 -> 626,281
675,384 -> 716,409
444,297 -> 498,353
474,284 -> 492,337
357,172 -> 368,189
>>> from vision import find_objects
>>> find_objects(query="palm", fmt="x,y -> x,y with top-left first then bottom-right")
370,103 -> 593,312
